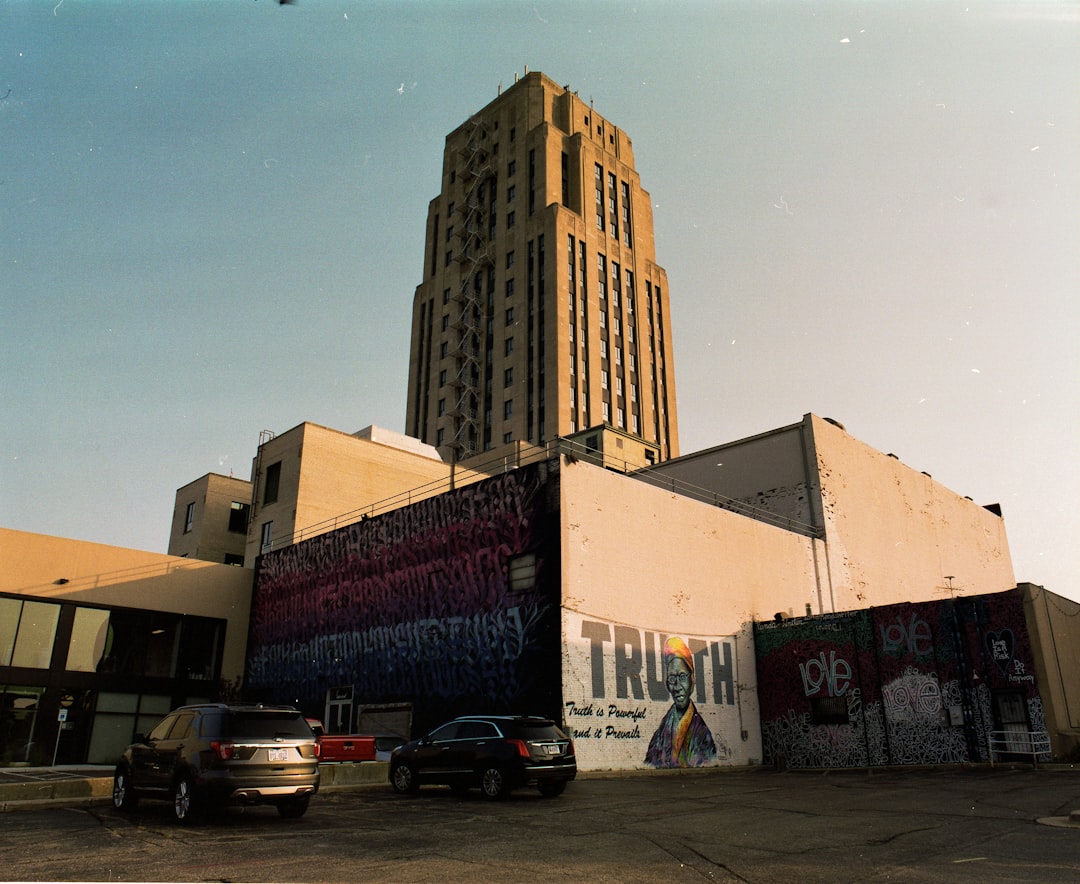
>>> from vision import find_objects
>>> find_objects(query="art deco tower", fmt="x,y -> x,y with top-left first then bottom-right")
406,71 -> 678,464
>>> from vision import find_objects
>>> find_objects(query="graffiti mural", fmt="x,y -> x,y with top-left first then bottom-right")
753,590 -> 1046,769
563,611 -> 738,770
245,464 -> 562,733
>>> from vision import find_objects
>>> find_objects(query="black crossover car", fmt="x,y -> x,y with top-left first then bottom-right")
112,703 -> 320,823
389,714 -> 576,799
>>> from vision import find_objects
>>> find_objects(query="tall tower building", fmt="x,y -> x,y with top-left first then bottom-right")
406,71 -> 679,464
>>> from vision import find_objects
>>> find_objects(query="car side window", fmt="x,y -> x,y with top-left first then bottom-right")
458,721 -> 497,740
168,712 -> 196,740
428,722 -> 461,742
147,714 -> 177,742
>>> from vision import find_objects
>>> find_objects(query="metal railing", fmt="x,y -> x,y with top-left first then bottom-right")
987,729 -> 1052,766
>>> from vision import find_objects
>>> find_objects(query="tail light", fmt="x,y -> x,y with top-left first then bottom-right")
566,739 -> 575,757
507,738 -> 531,758
313,740 -> 321,759
211,740 -> 235,761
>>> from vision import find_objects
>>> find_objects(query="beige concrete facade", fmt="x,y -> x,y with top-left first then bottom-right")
1021,583 -> 1080,759
244,422 -> 489,565
167,472 -> 252,565
0,528 -> 252,684
559,457 -> 820,770
646,413 -> 1016,612
406,71 -> 679,463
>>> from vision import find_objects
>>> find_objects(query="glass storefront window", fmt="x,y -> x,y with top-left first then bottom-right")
145,613 -> 181,678
0,598 -> 20,667
66,608 -> 111,672
180,618 -> 222,681
0,685 -> 45,764
10,602 -> 60,669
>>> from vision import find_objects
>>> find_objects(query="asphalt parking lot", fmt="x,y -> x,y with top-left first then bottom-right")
1,766 -> 1078,882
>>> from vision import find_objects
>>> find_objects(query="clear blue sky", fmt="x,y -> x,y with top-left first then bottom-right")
3,1 -> 1077,601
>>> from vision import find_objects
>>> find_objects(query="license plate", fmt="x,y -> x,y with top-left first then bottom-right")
268,748 -> 289,762
544,744 -> 561,755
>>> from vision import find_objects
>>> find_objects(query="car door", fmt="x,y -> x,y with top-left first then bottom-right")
452,720 -> 500,775
153,711 -> 196,783
413,721 -> 460,783
130,713 -> 177,793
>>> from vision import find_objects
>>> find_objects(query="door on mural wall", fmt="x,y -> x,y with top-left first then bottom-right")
325,686 -> 353,734
993,690 -> 1030,754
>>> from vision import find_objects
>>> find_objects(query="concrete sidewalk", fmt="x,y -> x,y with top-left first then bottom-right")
0,761 -> 391,812
0,765 -> 114,811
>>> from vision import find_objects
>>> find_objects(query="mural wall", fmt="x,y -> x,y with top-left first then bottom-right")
754,590 -> 1045,769
563,611 -> 742,770
246,463 -> 562,735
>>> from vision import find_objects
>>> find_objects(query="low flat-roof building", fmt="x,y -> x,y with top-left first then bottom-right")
0,528 -> 252,765
242,415 -> 1024,771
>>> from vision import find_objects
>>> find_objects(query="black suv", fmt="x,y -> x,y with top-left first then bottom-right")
389,715 -> 576,799
112,704 -> 319,823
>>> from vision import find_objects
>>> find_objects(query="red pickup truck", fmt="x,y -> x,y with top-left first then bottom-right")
306,719 -> 376,763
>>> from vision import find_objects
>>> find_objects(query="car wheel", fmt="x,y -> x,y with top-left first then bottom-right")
172,775 -> 199,824
112,766 -> 139,811
538,779 -> 566,798
277,795 -> 310,818
391,762 -> 419,795
480,765 -> 508,800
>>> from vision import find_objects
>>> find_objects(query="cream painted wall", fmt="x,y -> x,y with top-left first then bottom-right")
0,528 -> 252,681
807,414 -> 1016,610
558,458 -> 819,771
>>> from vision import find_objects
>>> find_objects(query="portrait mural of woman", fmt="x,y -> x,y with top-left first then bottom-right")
645,636 -> 719,767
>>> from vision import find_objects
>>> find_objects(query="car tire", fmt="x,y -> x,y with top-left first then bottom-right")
391,762 -> 419,795
537,781 -> 570,803
277,795 -> 310,818
172,775 -> 200,825
479,765 -> 509,800
112,766 -> 139,811
538,779 -> 566,798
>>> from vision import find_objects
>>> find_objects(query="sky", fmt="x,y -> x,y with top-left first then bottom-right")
2,0 -> 1077,601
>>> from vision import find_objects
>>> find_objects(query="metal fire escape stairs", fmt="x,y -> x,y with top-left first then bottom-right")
448,116 -> 493,461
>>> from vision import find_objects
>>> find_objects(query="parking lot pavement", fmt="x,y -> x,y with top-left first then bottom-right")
1,765 -> 1079,882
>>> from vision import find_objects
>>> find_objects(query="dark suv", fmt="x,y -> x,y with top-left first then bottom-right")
389,715 -> 576,799
112,704 -> 319,823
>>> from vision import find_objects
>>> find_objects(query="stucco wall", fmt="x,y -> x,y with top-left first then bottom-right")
558,458 -> 819,771
0,528 -> 252,681
807,415 -> 1016,610
168,472 -> 252,563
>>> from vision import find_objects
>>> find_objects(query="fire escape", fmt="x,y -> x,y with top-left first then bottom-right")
448,116 -> 494,460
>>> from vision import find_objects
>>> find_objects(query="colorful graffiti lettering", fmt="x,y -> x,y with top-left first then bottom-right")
244,465 -> 558,729
882,667 -> 942,723
879,612 -> 933,656
799,650 -> 852,697
754,591 -> 1045,769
